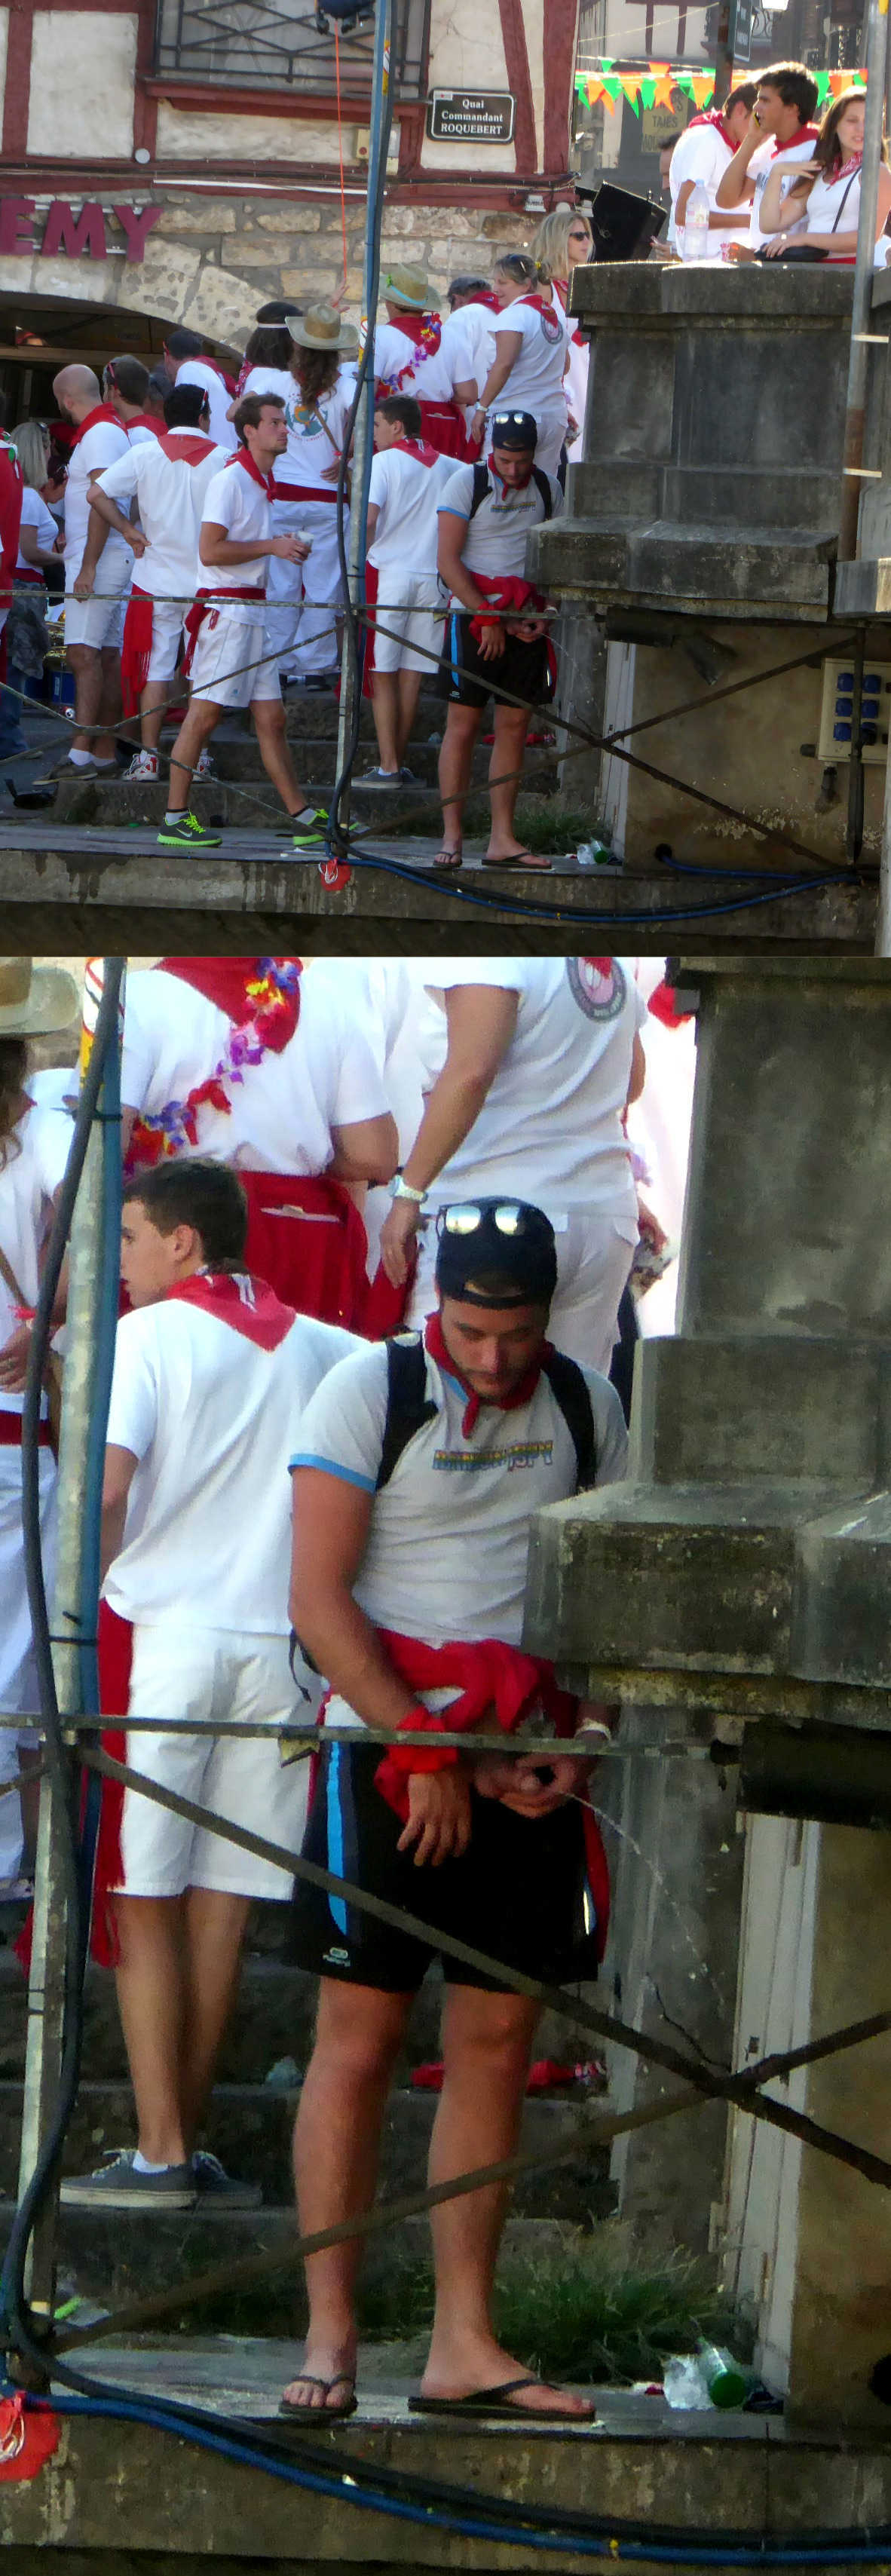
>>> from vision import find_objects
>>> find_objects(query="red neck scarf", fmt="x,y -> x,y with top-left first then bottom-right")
166,1269 -> 295,1349
159,956 -> 301,1048
156,431 -> 219,467
515,292 -> 552,316
227,447 -> 274,498
400,437 -> 440,467
831,149 -> 864,183
424,1310 -> 550,1438
392,311 -> 442,348
70,403 -> 121,448
689,109 -> 736,145
124,413 -> 161,440
773,122 -> 819,155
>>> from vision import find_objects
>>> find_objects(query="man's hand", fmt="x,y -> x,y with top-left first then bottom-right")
469,407 -> 486,447
130,531 -> 148,559
271,532 -> 310,562
476,1752 -> 589,1818
398,1769 -> 473,1865
476,616 -> 505,662
72,565 -> 95,601
379,1195 -> 422,1288
0,1322 -> 32,1395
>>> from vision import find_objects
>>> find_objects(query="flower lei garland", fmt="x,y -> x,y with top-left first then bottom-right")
378,314 -> 442,394
128,960 -> 301,1168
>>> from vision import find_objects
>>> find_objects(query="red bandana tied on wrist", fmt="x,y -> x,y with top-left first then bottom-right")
374,1633 -> 578,1803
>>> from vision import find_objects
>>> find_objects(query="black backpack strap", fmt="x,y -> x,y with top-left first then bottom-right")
532,464 -> 553,519
468,461 -> 491,522
541,1349 -> 597,1490
377,1334 -> 438,1490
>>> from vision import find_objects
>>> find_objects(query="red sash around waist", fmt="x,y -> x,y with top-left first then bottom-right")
120,584 -> 155,716
418,398 -> 468,460
13,565 -> 45,587
0,1410 -> 51,1447
182,584 -> 266,675
273,482 -> 338,504
236,1169 -> 369,1331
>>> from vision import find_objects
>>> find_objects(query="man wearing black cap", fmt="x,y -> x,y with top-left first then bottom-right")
433,412 -> 562,870
283,1199 -> 626,2424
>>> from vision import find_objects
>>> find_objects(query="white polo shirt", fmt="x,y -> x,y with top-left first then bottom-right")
0,1101 -> 71,1420
121,966 -> 390,1175
63,415 -> 131,593
96,433 -> 230,603
175,359 -> 237,452
438,458 -> 563,582
104,1298 -> 360,1633
747,127 -> 819,249
415,957 -> 646,1223
290,1337 -> 628,1708
366,443 -> 456,577
200,458 -> 271,599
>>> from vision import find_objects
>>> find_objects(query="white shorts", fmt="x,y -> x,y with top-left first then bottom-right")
65,591 -> 127,651
409,1206 -> 638,1376
372,574 -> 442,677
111,1625 -> 310,1901
146,596 -> 188,685
189,605 -> 281,709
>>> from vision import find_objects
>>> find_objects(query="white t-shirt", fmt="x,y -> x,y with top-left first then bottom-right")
0,1101 -> 71,1418
373,317 -> 464,405
416,957 -> 646,1221
175,359 -> 237,452
290,1338 -> 628,1707
121,966 -> 390,1175
240,366 -> 352,499
366,443 -> 456,577
125,419 -> 158,447
96,433 -> 230,604
747,130 -> 819,249
200,458 -> 270,599
803,161 -> 861,249
63,416 -> 131,593
445,302 -> 497,401
491,296 -> 571,418
438,458 -> 563,583
16,485 -> 58,571
104,1296 -> 360,1631
668,121 -> 741,253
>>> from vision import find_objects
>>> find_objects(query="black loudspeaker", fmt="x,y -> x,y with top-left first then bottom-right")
580,181 -> 667,262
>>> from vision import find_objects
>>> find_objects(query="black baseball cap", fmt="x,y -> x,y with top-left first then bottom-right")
489,409 -> 538,451
435,1199 -> 557,1307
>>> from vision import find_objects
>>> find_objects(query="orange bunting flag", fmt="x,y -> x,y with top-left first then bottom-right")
828,66 -> 866,94
618,69 -> 642,107
688,72 -> 715,106
651,60 -> 676,107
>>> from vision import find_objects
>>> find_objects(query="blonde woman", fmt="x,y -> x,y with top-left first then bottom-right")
532,207 -> 593,458
468,252 -> 572,477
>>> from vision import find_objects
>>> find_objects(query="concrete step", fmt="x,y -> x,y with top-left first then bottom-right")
0,2078 -> 611,2219
47,773 -> 442,834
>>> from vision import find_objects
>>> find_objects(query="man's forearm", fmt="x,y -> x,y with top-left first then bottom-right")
438,553 -> 491,619
100,1499 -> 128,1585
715,145 -> 756,207
199,534 -> 274,570
292,1584 -> 418,1733
403,1066 -> 493,1193
78,509 -> 114,580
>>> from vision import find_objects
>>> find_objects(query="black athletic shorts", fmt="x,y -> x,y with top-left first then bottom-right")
289,1739 -> 597,1994
436,607 -> 552,716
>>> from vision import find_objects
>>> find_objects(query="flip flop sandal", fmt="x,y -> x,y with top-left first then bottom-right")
409,2375 -> 596,2423
479,850 -> 553,872
279,2372 -> 357,2421
430,847 -> 463,871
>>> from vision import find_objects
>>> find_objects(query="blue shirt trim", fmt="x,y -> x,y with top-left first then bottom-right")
289,1453 -> 375,1493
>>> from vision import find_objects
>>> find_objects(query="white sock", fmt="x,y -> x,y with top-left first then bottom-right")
67,749 -> 94,767
133,2149 -> 178,2175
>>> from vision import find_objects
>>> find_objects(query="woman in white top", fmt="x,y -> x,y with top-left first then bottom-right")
468,252 -> 572,479
0,421 -> 59,759
760,89 -> 891,262
0,957 -> 78,1894
243,305 -> 357,685
531,207 -> 593,460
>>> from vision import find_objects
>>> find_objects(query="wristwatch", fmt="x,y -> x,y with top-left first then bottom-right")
390,1173 -> 427,1206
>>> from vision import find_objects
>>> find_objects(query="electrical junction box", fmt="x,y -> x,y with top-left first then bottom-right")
818,658 -> 891,763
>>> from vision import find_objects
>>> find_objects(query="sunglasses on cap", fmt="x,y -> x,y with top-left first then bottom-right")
437,1202 -> 550,1242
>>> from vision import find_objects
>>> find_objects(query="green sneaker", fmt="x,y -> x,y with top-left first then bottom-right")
290,805 -> 328,850
157,811 -> 222,851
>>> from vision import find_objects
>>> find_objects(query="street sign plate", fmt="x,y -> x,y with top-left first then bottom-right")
427,89 -> 516,144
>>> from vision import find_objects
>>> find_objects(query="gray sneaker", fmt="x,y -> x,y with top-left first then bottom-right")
191,2150 -> 262,2209
60,2149 -> 197,2210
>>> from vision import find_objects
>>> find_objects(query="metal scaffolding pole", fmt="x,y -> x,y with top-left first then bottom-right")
838,0 -> 889,562
332,0 -> 396,838
16,960 -> 124,2321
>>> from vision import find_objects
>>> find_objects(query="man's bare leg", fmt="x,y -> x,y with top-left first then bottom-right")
66,644 -> 104,760
421,1983 -> 594,2415
486,704 -> 549,865
165,697 -> 221,814
251,697 -> 315,817
140,678 -> 178,757
436,700 -> 480,864
112,1893 -> 189,2167
396,668 -> 423,767
283,1980 -> 412,2411
96,644 -> 123,763
179,1886 -> 252,2151
371,672 -> 401,774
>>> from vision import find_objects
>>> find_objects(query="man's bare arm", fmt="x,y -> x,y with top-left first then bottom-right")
101,1444 -> 137,1584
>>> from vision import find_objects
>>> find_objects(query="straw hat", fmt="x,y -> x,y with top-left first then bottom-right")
381,264 -> 430,311
0,957 -> 79,1037
287,302 -> 359,355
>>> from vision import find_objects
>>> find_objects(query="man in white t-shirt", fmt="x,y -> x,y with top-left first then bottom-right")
358,395 -> 455,786
53,363 -> 131,772
157,393 -> 326,856
60,1156 -> 360,2214
282,1197 -> 626,2419
434,411 -> 562,871
445,277 -> 497,409
666,84 -> 757,253
121,956 -> 398,1328
164,327 -> 237,452
103,355 -> 160,447
379,957 -> 645,1373
713,60 -> 819,254
374,264 -> 476,458
82,386 -> 228,782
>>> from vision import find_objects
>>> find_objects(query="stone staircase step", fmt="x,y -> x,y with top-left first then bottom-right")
47,775 -> 442,834
0,2078 -> 611,2218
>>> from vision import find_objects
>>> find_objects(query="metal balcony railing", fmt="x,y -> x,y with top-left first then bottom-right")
152,0 -> 430,96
